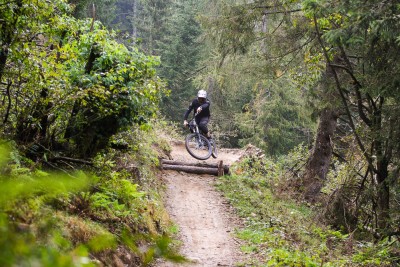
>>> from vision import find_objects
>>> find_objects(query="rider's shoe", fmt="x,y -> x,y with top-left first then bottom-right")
201,132 -> 212,139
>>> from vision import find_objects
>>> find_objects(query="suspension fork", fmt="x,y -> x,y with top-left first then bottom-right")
195,125 -> 202,140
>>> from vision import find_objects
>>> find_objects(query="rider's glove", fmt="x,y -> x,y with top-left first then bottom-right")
196,107 -> 202,113
184,120 -> 188,126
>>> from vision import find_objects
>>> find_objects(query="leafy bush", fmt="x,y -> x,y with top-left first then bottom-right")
0,142 -> 94,266
218,149 -> 400,266
0,1 -> 167,159
0,119 -> 185,266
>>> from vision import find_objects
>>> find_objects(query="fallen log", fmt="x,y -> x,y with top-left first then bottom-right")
161,159 -> 230,174
162,164 -> 219,175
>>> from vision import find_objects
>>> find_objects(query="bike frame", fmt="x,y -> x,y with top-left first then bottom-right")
188,119 -> 204,146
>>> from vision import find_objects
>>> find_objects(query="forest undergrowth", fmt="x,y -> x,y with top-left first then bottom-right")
1,118 -> 399,266
217,144 -> 400,267
0,120 -> 184,267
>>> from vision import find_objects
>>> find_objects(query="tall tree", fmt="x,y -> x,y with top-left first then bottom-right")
110,0 -> 203,122
303,0 -> 400,231
197,0 -> 316,150
198,0 -> 400,235
157,1 -> 203,121
0,1 -> 165,159
68,0 -> 117,26
0,0 -> 72,142
113,0 -> 173,54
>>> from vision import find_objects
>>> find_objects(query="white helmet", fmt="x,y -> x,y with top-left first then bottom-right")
197,90 -> 207,98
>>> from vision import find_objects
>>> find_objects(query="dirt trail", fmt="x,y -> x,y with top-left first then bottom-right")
154,141 -> 245,267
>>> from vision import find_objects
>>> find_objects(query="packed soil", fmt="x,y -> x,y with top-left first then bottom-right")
153,140 -> 246,267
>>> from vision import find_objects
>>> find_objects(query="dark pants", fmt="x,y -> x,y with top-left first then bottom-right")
195,116 -> 209,135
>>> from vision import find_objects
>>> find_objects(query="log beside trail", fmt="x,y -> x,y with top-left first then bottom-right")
161,159 -> 230,176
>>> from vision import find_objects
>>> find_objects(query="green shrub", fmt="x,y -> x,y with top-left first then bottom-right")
0,143 -> 94,266
217,148 -> 400,266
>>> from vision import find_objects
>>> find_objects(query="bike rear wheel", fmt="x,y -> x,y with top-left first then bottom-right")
185,133 -> 212,160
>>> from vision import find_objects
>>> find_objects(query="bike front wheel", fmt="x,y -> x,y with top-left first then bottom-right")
210,139 -> 218,158
185,133 -> 212,160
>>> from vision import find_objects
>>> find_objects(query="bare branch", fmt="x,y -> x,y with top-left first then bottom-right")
50,156 -> 93,166
266,36 -> 314,60
263,9 -> 302,15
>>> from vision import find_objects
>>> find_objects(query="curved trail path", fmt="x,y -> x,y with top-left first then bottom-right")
154,140 -> 246,267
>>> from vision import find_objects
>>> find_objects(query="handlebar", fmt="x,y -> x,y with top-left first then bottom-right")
184,111 -> 200,128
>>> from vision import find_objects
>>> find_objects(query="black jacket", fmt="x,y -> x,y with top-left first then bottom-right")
184,98 -> 210,120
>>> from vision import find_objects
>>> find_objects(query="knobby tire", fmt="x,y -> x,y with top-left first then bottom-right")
185,133 -> 212,160
210,139 -> 218,158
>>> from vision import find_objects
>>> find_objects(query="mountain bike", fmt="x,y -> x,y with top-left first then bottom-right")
185,117 -> 218,160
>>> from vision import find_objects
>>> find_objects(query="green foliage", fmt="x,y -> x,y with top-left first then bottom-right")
59,18 -> 166,156
0,118 -> 182,265
86,233 -> 117,252
218,149 -> 399,266
0,142 -> 95,266
351,238 -> 395,266
0,0 -> 166,159
267,248 -> 319,266
193,51 -> 257,146
88,171 -> 146,218
200,2 -> 258,56
82,121 -> 185,264
235,78 -> 315,156
302,0 -> 400,237
121,230 -> 187,266
107,117 -> 177,179
155,0 -> 204,122
196,0 -> 317,150
69,0 -> 117,27
200,0 -> 400,248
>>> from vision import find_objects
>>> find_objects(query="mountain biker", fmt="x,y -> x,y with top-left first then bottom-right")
183,89 -> 211,139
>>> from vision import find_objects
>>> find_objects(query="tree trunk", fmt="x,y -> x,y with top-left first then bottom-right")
0,47 -> 9,83
370,99 -> 391,231
132,0 -> 137,41
374,123 -> 390,230
303,108 -> 339,200
376,167 -> 389,230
